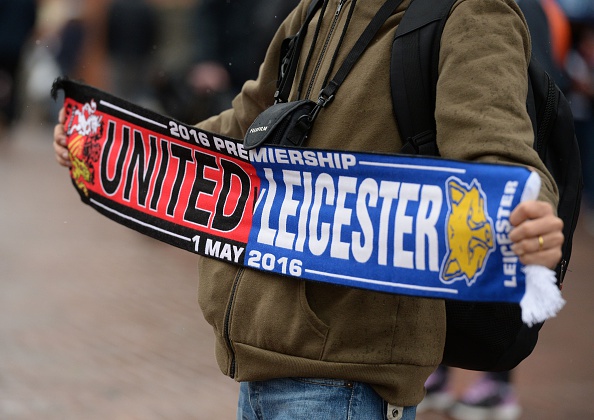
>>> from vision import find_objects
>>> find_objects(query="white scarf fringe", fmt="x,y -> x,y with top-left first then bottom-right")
518,172 -> 565,326
520,265 -> 565,326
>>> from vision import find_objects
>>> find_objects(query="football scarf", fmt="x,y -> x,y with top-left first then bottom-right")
51,78 -> 564,326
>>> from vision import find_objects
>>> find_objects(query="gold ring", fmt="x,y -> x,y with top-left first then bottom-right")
538,235 -> 544,251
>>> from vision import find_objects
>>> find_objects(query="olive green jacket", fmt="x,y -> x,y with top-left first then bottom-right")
196,0 -> 557,406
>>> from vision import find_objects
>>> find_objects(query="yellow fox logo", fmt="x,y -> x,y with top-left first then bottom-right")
441,178 -> 495,286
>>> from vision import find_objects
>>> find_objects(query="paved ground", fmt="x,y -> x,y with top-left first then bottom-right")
1,123 -> 593,419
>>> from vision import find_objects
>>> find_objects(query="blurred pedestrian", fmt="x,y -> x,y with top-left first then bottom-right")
418,366 -> 521,420
187,0 -> 300,100
517,0 -> 571,90
0,0 -> 37,131
106,0 -> 159,108
22,0 -> 89,123
156,0 -> 299,123
540,0 -> 572,71
565,26 -> 594,233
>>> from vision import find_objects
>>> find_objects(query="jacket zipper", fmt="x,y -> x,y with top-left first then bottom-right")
224,0 -> 349,380
305,0 -> 349,99
223,267 -> 243,379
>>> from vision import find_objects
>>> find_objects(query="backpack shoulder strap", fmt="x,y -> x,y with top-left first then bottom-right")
391,0 -> 458,155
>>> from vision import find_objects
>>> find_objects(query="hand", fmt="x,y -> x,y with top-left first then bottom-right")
53,107 -> 71,168
509,200 -> 564,269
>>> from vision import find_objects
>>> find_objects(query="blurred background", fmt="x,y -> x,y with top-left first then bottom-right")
0,0 -> 593,418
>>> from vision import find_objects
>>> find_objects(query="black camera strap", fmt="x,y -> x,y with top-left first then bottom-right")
286,0 -> 404,128
250,0 -> 404,151
275,0 -> 326,104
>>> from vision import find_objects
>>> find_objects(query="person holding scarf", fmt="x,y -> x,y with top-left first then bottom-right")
53,0 -> 565,418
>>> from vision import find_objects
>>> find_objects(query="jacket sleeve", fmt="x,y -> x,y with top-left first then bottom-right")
195,2 -> 309,140
435,0 -> 558,206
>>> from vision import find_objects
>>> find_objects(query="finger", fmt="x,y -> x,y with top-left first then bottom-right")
54,151 -> 71,167
510,200 -> 554,226
53,139 -> 72,168
55,153 -> 72,168
516,247 -> 562,270
53,124 -> 66,147
511,230 -> 564,256
58,107 -> 66,124
509,214 -> 563,243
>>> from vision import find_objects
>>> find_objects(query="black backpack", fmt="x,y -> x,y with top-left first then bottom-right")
277,0 -> 582,371
391,0 -> 582,371
392,0 -> 582,285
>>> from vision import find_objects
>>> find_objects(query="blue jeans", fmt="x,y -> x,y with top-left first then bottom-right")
237,378 -> 417,420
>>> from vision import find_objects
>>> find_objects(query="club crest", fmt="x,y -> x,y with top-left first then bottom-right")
65,100 -> 104,196
440,177 -> 495,286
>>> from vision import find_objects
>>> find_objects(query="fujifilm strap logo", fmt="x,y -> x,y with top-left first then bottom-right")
250,126 -> 268,134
